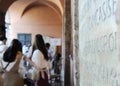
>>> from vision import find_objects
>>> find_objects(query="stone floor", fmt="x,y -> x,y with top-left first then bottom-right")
49,80 -> 63,86
49,69 -> 64,86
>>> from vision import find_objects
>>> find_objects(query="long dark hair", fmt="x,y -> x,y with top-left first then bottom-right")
32,34 -> 49,61
3,39 -> 22,62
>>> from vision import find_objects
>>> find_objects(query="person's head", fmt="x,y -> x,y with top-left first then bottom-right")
10,39 -> 22,52
0,35 -> 7,44
33,34 -> 49,61
3,39 -> 22,62
55,53 -> 61,61
45,43 -> 50,50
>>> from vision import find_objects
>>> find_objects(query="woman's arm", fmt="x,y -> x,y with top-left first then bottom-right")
23,56 -> 39,70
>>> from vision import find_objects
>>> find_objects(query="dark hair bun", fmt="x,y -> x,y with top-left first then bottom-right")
3,47 -> 16,62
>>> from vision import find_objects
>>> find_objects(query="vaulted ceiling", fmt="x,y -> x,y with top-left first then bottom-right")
0,0 -> 64,13
0,0 -> 64,38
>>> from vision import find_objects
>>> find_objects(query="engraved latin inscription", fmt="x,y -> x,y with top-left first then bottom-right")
84,32 -> 117,55
81,60 -> 120,86
79,0 -> 120,86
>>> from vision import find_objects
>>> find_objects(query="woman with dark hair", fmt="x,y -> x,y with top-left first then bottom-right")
2,39 -> 25,86
27,34 -> 52,86
3,39 -> 22,62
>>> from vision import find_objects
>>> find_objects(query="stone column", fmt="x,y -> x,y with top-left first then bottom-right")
0,0 -> 16,37
69,0 -> 80,86
73,0 -> 80,86
63,0 -> 72,86
0,11 -> 6,36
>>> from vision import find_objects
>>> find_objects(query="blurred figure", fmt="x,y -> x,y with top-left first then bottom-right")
25,45 -> 33,70
0,35 -> 7,70
22,44 -> 31,56
54,53 -> 61,75
53,53 -> 61,82
22,44 -> 28,56
45,43 -> 53,61
0,35 -> 7,60
22,44 -> 31,68
2,39 -> 25,86
28,34 -> 52,86
0,35 -> 7,86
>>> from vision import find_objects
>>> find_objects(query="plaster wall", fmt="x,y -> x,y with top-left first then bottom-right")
7,5 -> 62,43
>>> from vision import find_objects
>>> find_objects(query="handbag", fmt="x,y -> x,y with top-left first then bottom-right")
2,59 -> 24,86
26,67 -> 39,80
24,67 -> 39,86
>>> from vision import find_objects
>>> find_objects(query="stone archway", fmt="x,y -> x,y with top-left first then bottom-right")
0,0 -> 63,36
0,1 -> 79,86
1,1 -> 64,84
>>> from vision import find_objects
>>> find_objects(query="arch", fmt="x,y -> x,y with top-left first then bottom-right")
7,0 -> 63,23
6,0 -> 62,38
21,1 -> 41,17
40,0 -> 63,17
0,0 -> 63,15
7,0 -> 39,23
21,0 -> 63,18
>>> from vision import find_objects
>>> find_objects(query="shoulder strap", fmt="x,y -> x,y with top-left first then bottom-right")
0,62 -> 10,73
3,62 -> 10,70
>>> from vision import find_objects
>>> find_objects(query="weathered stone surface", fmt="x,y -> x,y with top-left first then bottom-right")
78,0 -> 120,86
64,0 -> 72,86
73,0 -> 80,86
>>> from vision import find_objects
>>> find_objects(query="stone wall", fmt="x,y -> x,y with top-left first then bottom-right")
78,0 -> 120,86
73,0 -> 80,86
